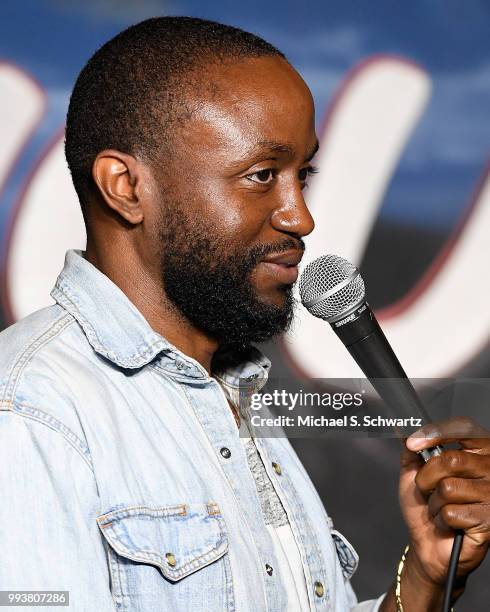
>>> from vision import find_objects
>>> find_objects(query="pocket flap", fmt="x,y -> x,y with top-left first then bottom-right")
330,529 -> 359,580
96,502 -> 228,582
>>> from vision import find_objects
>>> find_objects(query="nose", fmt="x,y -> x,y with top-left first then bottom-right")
270,188 -> 315,239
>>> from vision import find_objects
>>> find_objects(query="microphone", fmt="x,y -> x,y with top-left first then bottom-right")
299,254 -> 464,612
298,254 -> 442,462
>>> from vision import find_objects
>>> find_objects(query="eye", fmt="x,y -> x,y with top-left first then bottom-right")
299,165 -> 319,182
247,169 -> 276,184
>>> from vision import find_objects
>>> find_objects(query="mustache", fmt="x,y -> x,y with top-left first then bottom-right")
245,237 -> 306,267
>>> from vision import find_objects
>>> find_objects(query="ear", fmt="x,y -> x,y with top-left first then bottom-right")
92,149 -> 145,225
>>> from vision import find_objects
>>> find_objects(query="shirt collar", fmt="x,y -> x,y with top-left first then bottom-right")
50,249 -> 271,387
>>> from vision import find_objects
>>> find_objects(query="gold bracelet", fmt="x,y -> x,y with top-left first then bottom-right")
395,545 -> 454,612
395,545 -> 410,612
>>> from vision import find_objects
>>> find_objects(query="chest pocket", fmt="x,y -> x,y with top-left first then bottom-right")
97,502 -> 234,612
325,516 -> 359,581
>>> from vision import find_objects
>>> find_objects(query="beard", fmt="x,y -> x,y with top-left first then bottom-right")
158,204 -> 302,350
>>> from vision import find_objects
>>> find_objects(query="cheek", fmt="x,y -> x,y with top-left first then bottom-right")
214,209 -> 260,241
196,186 -> 270,244
168,161 -> 271,245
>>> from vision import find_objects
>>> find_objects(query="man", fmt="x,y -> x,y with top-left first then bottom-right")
0,16 -> 489,612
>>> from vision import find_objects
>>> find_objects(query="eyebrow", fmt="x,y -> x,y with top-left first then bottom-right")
244,139 -> 320,162
305,140 -> 320,161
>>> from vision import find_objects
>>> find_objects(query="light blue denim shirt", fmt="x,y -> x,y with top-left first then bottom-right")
0,249 -> 386,612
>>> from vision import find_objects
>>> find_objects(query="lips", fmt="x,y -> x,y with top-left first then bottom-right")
258,250 -> 304,284
261,250 -> 304,267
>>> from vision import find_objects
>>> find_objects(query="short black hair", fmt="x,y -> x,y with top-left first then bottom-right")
65,16 -> 285,228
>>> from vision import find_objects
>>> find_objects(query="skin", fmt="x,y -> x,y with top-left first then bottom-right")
82,55 -> 489,609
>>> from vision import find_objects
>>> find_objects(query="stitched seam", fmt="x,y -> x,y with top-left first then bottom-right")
97,504 -> 188,523
52,283 -> 164,366
3,402 -> 94,472
3,312 -> 74,403
108,546 -> 128,611
223,522 -> 236,612
102,521 -> 227,579
149,361 -> 207,381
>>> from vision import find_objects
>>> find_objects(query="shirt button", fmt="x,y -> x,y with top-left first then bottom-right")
176,361 -> 185,370
165,553 -> 177,567
265,563 -> 273,576
314,581 -> 324,597
220,447 -> 231,459
272,461 -> 282,475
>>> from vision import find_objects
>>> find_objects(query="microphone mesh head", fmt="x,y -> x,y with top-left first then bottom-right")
299,254 -> 366,321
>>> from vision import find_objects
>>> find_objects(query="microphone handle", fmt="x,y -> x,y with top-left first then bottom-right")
331,303 -> 442,462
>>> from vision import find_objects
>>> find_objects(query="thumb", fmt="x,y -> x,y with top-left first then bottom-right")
400,437 -> 424,473
398,440 -> 431,537
399,439 -> 425,509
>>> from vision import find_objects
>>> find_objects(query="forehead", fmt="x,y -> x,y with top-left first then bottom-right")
175,56 -> 316,163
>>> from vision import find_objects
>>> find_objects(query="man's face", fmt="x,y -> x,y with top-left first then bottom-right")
154,55 -> 317,347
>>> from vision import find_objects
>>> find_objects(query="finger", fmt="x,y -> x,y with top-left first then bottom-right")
435,504 -> 490,546
428,477 -> 490,518
400,439 -> 424,470
407,417 -> 490,453
415,450 -> 490,494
